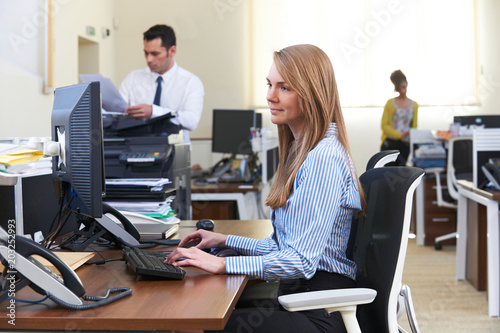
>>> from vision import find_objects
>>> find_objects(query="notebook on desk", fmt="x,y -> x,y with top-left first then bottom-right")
134,223 -> 178,239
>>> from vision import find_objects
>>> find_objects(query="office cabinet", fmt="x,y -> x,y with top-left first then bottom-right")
423,175 -> 457,246
192,201 -> 237,220
0,173 -> 77,237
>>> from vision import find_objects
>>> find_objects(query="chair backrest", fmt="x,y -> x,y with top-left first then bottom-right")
348,166 -> 424,333
446,136 -> 473,200
366,150 -> 400,170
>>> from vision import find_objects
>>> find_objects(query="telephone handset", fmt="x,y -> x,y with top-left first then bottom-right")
101,202 -> 141,242
62,203 -> 179,251
0,226 -> 131,309
101,203 -> 181,247
481,162 -> 500,190
211,158 -> 233,178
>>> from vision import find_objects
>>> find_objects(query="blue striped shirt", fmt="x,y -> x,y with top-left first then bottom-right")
225,123 -> 362,281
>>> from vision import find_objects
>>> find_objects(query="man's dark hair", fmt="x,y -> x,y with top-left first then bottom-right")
143,24 -> 176,49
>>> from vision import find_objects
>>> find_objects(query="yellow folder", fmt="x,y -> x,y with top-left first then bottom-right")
0,149 -> 44,166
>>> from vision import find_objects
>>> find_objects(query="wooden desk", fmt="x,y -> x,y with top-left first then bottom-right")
456,180 -> 500,317
0,219 -> 273,331
191,181 -> 263,220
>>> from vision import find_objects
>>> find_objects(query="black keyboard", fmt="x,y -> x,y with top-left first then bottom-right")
122,247 -> 185,280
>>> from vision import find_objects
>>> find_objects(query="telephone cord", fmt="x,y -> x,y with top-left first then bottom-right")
46,287 -> 132,310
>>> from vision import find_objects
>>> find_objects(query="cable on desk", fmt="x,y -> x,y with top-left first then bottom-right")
114,236 -> 181,249
43,183 -> 75,249
8,296 -> 48,304
46,287 -> 132,310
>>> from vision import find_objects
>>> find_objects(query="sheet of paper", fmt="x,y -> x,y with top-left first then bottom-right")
105,178 -> 172,187
80,74 -> 128,113
0,252 -> 94,276
34,252 -> 95,274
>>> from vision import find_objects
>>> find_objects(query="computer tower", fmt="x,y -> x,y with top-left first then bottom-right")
0,173 -> 77,238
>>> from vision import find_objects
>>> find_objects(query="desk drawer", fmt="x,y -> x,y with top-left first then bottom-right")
424,199 -> 456,214
424,213 -> 457,246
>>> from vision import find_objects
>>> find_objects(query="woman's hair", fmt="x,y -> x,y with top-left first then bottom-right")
390,70 -> 407,92
265,44 -> 366,213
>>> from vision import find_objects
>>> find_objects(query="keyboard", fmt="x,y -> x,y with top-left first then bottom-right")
122,247 -> 185,280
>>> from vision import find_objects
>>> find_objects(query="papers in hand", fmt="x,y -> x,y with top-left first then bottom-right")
79,74 -> 127,113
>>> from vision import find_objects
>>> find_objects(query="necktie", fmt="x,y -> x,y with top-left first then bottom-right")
153,76 -> 163,106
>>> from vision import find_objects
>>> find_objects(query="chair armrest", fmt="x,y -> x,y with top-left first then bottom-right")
428,168 -> 457,209
278,288 -> 377,312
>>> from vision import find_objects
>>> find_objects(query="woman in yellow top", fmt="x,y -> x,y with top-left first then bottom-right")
380,70 -> 418,166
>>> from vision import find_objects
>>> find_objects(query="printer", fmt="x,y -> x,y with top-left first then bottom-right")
102,114 -> 191,220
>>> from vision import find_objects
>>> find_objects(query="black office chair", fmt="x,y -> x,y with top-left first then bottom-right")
278,166 -> 425,333
365,150 -> 419,328
431,136 -> 473,249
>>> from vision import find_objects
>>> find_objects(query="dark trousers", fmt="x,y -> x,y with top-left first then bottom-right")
381,138 -> 410,166
208,272 -> 356,333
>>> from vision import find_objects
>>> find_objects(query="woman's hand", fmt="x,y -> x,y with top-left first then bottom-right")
178,229 -> 228,250
165,247 -> 226,274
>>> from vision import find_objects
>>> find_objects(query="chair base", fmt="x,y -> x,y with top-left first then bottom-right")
434,232 -> 457,250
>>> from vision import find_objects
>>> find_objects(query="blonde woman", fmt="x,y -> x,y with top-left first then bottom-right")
167,44 -> 366,332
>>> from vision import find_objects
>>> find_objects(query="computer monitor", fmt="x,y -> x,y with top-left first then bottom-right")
50,82 -> 104,218
212,109 -> 261,155
46,82 -> 140,250
472,128 -> 500,188
453,115 -> 500,128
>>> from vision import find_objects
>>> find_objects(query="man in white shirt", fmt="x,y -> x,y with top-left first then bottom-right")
119,24 -> 204,143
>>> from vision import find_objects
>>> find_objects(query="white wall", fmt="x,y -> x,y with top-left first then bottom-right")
0,0 -> 116,138
477,0 -> 500,114
0,0 -> 499,173
112,0 -> 251,141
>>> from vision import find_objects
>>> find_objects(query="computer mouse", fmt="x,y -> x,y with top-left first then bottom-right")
183,241 -> 211,252
196,219 -> 215,231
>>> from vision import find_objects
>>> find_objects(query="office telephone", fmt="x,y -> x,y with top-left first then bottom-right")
61,203 -> 180,251
481,159 -> 500,190
211,157 -> 233,178
0,226 -> 131,309
61,202 -> 141,252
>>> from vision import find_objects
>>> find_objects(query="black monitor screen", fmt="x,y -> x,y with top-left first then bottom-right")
476,151 -> 500,188
454,115 -> 500,128
51,82 -> 104,218
212,109 -> 261,155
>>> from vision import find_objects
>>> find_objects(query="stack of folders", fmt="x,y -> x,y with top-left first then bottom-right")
104,178 -> 178,223
0,147 -> 47,176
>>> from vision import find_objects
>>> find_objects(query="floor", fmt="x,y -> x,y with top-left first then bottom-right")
398,238 -> 500,332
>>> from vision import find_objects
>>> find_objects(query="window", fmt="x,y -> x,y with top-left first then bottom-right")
251,0 -> 477,108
